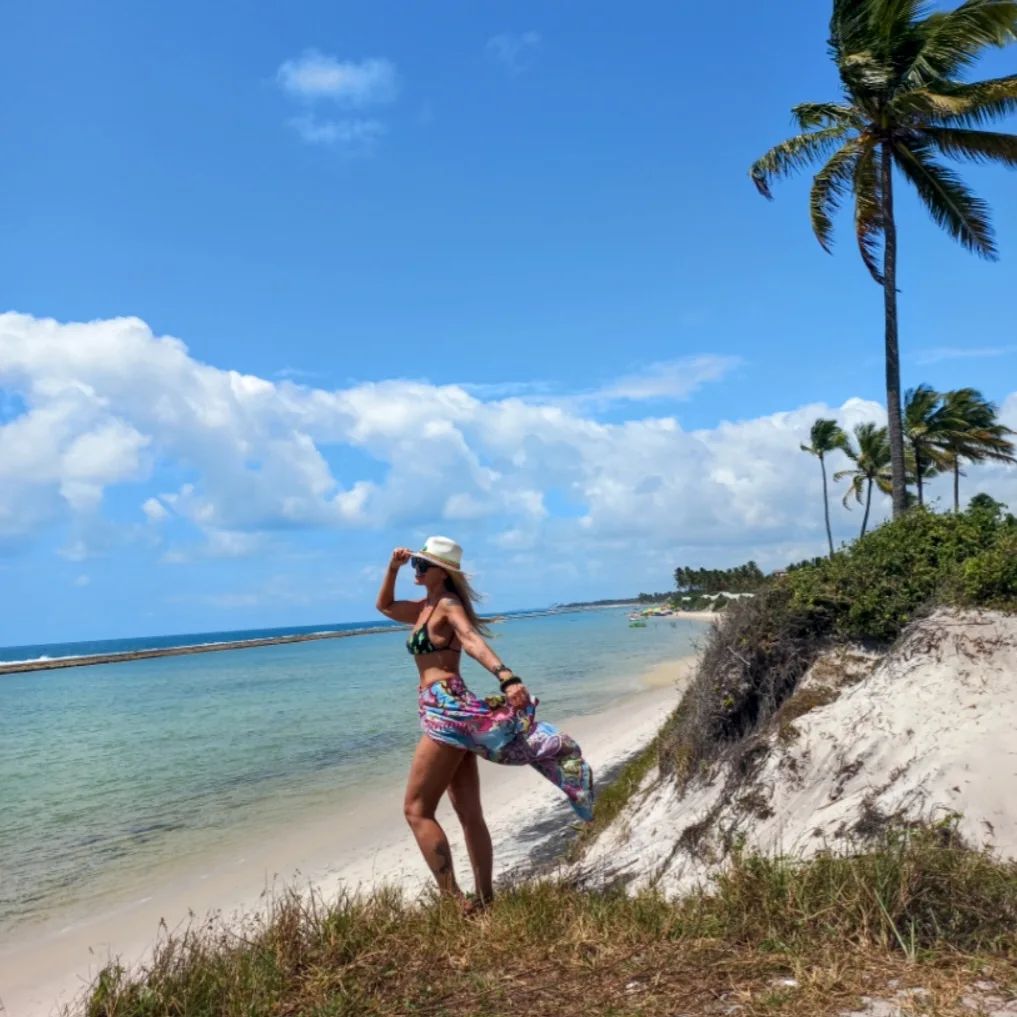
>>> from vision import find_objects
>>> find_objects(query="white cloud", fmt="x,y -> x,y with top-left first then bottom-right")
486,32 -> 541,74
159,529 -> 270,565
593,355 -> 742,404
288,114 -> 386,148
276,51 -> 397,149
0,363 -> 151,532
914,345 -> 1017,365
73,574 -> 90,587
2,312 -> 1014,583
276,52 -> 398,105
1001,392 -> 1017,429
142,497 -> 169,522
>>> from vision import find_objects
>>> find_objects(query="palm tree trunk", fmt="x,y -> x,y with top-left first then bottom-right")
953,459 -> 961,512
915,447 -> 924,506
821,454 -> 834,557
881,144 -> 907,518
861,477 -> 873,537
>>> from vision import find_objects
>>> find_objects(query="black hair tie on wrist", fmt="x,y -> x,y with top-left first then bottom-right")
499,676 -> 522,692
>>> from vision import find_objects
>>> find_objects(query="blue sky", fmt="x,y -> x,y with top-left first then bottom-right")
2,0 -> 1016,645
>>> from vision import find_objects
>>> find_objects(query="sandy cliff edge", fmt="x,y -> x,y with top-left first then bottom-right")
570,609 -> 1017,897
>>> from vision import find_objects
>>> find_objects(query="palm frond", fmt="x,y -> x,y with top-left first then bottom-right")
907,0 -> 1017,83
792,102 -> 861,129
810,143 -> 862,251
941,389 -> 1017,465
836,471 -> 867,507
834,419 -> 890,509
853,143 -> 885,283
803,418 -> 849,455
750,126 -> 854,199
869,0 -> 929,36
874,474 -> 895,495
890,87 -> 973,119
854,420 -> 891,460
923,74 -> 1017,127
830,0 -> 880,62
963,427 -> 1017,462
923,125 -> 1017,166
905,384 -> 944,434
892,140 -> 997,256
839,49 -> 897,96
870,0 -> 932,83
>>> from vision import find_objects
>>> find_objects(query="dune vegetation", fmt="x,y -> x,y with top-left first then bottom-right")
659,498 -> 1017,784
84,826 -> 1017,1017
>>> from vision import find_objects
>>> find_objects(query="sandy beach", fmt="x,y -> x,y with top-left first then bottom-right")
0,655 -> 696,1017
668,610 -> 719,623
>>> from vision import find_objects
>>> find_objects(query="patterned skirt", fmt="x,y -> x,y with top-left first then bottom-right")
418,676 -> 595,822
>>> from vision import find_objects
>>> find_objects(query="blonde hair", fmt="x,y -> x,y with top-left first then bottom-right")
443,572 -> 492,637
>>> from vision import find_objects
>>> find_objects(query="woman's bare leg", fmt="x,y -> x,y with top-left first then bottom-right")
447,752 -> 494,903
403,736 -> 468,896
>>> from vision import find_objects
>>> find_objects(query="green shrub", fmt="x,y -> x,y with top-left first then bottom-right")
786,507 -> 1000,642
957,532 -> 1017,609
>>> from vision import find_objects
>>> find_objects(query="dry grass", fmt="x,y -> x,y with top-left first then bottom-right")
775,685 -> 840,744
657,589 -> 824,786
79,829 -> 1017,1017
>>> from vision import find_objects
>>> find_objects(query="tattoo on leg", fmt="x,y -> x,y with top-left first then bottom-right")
433,841 -> 453,877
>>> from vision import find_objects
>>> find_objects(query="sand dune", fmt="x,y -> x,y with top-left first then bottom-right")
571,610 -> 1017,896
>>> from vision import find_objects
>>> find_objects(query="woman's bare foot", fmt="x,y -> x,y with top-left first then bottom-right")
461,892 -> 493,917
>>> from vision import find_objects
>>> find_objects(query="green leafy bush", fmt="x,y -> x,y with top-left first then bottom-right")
957,532 -> 1017,609
785,507 -> 1002,642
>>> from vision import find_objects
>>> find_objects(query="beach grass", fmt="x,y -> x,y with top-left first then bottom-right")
81,827 -> 1017,1017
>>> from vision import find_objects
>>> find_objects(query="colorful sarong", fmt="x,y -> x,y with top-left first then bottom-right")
418,676 -> 595,822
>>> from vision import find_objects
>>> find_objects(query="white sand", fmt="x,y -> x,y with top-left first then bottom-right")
669,610 -> 720,623
573,609 -> 1017,897
0,656 -> 696,1017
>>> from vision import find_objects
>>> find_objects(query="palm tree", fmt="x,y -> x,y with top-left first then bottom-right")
903,384 -> 957,506
940,387 -> 1017,510
834,422 -> 891,536
750,0 -> 1017,519
802,418 -> 848,556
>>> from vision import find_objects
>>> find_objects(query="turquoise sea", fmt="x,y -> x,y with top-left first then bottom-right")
0,608 -> 706,937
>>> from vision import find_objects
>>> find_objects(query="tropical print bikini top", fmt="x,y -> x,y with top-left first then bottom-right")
407,605 -> 462,657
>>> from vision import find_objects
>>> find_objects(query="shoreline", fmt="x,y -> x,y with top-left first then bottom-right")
0,653 -> 698,1017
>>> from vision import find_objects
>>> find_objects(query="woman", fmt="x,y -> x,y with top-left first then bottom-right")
376,535 -> 594,909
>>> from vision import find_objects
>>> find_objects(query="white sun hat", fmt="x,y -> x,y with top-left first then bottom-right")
414,535 -> 465,573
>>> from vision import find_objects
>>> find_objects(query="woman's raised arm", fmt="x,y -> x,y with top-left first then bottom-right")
376,548 -> 423,624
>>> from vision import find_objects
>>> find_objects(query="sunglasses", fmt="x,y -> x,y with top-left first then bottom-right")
410,556 -> 433,573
